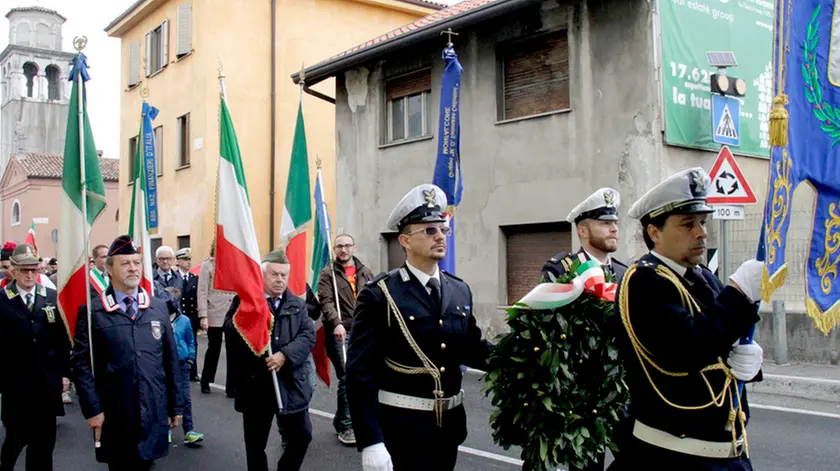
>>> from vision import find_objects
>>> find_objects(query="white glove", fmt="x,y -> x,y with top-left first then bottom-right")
727,342 -> 763,381
729,259 -> 764,303
362,443 -> 393,471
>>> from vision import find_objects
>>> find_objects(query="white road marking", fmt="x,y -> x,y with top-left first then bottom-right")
751,403 -> 840,420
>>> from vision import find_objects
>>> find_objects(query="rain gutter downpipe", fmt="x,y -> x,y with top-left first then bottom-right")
269,0 -> 277,249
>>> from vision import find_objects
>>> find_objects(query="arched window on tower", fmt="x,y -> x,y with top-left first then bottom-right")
23,62 -> 38,98
46,65 -> 60,100
11,200 -> 21,227
15,23 -> 31,46
36,24 -> 51,49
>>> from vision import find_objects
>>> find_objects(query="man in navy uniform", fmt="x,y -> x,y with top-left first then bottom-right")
613,168 -> 763,470
346,184 -> 491,471
176,247 -> 201,381
541,187 -> 628,283
72,235 -> 184,471
0,243 -> 70,471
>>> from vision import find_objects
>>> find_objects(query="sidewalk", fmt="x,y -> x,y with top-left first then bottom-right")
749,362 -> 840,403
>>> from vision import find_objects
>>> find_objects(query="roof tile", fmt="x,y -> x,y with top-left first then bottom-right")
11,153 -> 119,182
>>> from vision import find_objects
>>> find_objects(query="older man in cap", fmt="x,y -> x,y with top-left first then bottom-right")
176,248 -> 201,381
0,244 -> 70,471
72,235 -> 183,471
224,247 -> 315,471
612,168 -> 763,470
346,184 -> 491,471
542,187 -> 628,283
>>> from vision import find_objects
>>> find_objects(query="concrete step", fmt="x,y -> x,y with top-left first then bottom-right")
749,373 -> 840,403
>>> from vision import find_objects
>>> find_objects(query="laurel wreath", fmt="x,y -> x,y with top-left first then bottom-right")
803,5 -> 840,145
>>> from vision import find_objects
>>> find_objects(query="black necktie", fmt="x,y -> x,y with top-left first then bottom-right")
426,278 -> 441,308
685,267 -> 715,304
125,296 -> 136,320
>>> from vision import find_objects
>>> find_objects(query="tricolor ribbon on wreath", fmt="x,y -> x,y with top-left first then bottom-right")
516,260 -> 616,310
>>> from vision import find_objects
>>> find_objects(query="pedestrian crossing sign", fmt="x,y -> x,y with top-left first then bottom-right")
711,94 -> 740,146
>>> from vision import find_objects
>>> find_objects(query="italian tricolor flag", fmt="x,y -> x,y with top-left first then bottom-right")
127,121 -> 154,295
25,222 -> 37,251
214,91 -> 273,355
57,53 -> 107,342
280,100 -> 312,296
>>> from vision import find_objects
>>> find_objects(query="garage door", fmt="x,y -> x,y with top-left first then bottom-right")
504,222 -> 571,305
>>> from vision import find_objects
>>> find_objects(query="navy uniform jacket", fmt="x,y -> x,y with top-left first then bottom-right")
179,271 -> 199,326
615,253 -> 759,444
541,248 -> 628,283
0,282 -> 70,422
346,265 -> 490,451
224,291 -> 316,415
72,286 -> 184,463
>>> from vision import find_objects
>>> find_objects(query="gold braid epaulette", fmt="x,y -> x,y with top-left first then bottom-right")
377,280 -> 446,427
618,264 -> 749,457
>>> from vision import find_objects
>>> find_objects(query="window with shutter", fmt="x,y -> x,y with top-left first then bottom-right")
177,113 -> 190,167
161,20 -> 169,65
498,30 -> 570,121
146,22 -> 168,77
128,136 -> 138,185
176,3 -> 193,57
145,32 -> 151,77
502,222 -> 571,304
383,70 -> 432,145
128,40 -> 141,87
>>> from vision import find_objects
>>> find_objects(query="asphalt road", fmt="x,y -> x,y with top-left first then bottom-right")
10,336 -> 840,470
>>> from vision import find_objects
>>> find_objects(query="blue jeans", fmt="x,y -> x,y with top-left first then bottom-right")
180,359 -> 194,433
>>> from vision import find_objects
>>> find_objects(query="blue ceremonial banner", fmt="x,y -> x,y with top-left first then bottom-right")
763,0 -> 840,334
141,101 -> 160,230
432,45 -> 463,274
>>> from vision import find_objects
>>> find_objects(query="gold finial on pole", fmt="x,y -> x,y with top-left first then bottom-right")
217,58 -> 225,80
316,155 -> 322,169
139,83 -> 150,99
440,28 -> 458,47
73,36 -> 88,52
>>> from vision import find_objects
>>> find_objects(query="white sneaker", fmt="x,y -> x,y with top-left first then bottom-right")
62,391 -> 72,404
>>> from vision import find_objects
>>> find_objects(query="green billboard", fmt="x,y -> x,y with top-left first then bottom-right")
659,0 -> 774,157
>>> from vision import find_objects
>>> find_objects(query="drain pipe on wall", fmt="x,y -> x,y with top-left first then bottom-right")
269,0 -> 277,250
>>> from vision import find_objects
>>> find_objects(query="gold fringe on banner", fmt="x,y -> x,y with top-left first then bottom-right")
761,264 -> 788,304
806,297 -> 840,336
769,94 -> 789,147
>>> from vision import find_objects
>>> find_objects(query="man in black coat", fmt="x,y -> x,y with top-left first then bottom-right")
0,243 -> 70,471
346,184 -> 490,471
541,187 -> 628,284
176,247 -> 201,381
224,248 -> 315,471
73,235 -> 184,471
612,168 -> 764,470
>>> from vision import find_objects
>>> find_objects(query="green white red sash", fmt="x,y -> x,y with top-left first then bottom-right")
90,269 -> 108,295
517,260 -> 617,310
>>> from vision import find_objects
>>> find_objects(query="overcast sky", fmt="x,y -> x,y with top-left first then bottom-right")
1,0 -> 462,161
1,0 -> 135,160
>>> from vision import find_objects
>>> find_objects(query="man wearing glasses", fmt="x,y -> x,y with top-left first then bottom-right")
346,184 -> 491,471
316,233 -> 374,446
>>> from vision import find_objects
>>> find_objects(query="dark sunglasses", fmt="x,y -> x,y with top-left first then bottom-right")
406,225 -> 452,237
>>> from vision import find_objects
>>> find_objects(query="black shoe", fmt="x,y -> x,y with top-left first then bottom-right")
201,384 -> 211,394
225,390 -> 236,398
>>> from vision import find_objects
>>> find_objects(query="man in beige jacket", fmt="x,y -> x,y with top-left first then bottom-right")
198,247 -> 237,396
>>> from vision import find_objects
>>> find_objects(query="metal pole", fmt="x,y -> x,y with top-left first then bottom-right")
772,300 -> 788,365
73,44 -> 95,380
719,220 -> 729,283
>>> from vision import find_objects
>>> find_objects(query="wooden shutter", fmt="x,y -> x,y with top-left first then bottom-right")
386,70 -> 431,100
504,223 -> 571,304
161,20 -> 170,66
176,3 -> 193,57
502,31 -> 570,120
144,32 -> 151,77
128,40 -> 141,86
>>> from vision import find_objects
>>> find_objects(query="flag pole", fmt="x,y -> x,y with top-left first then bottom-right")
218,59 -> 282,410
73,37 -> 95,381
317,161 -> 345,365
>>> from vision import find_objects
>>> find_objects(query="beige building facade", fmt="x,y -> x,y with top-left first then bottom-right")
106,0 -> 439,259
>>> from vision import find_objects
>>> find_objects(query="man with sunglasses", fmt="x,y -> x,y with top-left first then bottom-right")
346,184 -> 491,471
317,233 -> 374,446
541,188 -> 628,284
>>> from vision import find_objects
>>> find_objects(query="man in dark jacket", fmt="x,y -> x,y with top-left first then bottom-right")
225,248 -> 315,471
316,233 -> 373,446
72,235 -> 184,471
176,247 -> 201,381
0,243 -> 70,471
